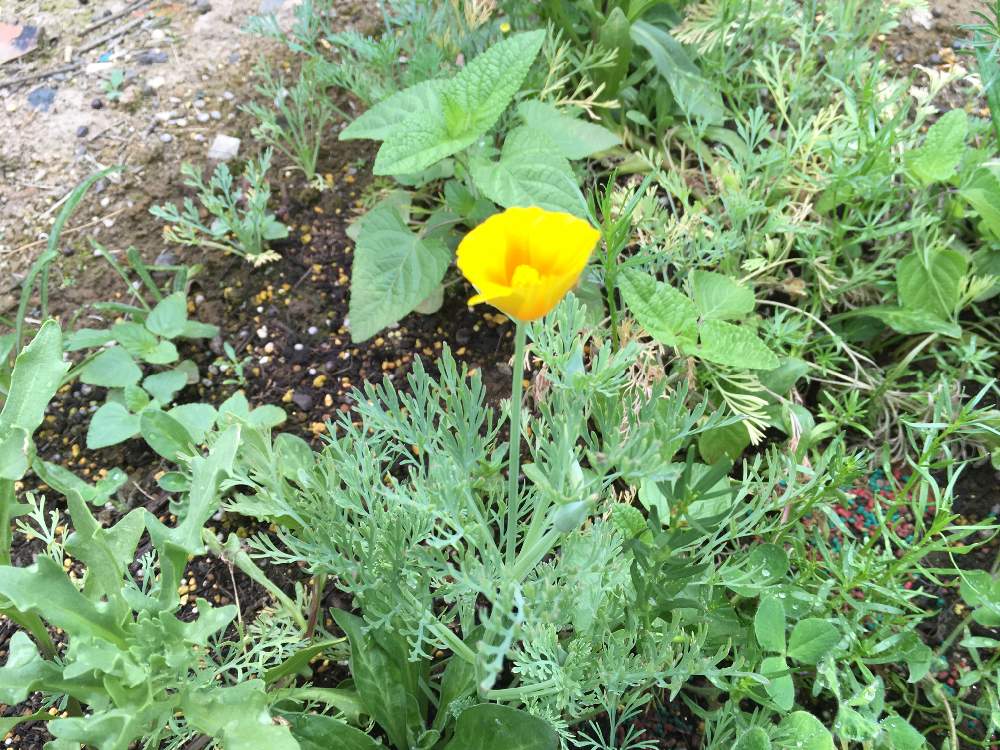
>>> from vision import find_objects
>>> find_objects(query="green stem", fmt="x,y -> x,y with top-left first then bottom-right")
511,528 -> 561,582
504,323 -> 528,566
486,677 -> 560,702
203,530 -> 308,631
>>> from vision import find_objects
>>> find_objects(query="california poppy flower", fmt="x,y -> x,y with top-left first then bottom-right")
456,207 -> 600,322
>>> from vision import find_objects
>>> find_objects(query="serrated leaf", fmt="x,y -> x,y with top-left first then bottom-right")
696,319 -> 779,369
788,619 -> 840,664
469,127 -> 587,216
897,247 -> 967,321
690,269 -> 755,320
341,79 -> 448,142
372,31 -> 544,175
81,347 -> 143,388
961,165 -> 1000,239
516,101 -> 621,159
146,292 -> 189,339
618,269 -> 698,347
87,402 -> 141,449
1,321 -> 69,434
348,198 -> 451,342
907,109 -> 968,185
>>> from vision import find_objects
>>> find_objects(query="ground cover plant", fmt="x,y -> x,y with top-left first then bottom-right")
1,0 -> 999,749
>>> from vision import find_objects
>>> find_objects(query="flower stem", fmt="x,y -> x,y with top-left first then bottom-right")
505,323 -> 528,566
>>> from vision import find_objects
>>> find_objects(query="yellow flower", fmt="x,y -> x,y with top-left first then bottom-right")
456,206 -> 600,322
500,21 -> 512,33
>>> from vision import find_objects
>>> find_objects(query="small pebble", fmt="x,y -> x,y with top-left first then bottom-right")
210,110 -> 221,120
196,112 -> 210,123
90,97 -> 104,109
159,132 -> 173,143
76,125 -> 89,138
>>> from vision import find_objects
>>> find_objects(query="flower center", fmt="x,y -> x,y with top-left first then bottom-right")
510,264 -> 541,288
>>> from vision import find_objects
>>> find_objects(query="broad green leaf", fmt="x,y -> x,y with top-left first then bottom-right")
0,556 -> 127,645
288,713 -> 380,750
775,712 -> 834,750
124,384 -> 151,412
0,427 -> 32,481
960,570 -> 1000,627
754,596 -> 786,653
596,7 -> 633,98
735,727 -> 772,750
630,20 -> 724,125
81,346 -> 143,388
348,198 -> 451,342
879,715 -> 927,750
897,247 -> 967,321
146,292 -> 189,338
698,421 -> 750,463
516,101 -> 621,159
961,165 -> 1000,239
341,79 -> 448,141
179,319 -> 220,339
372,31 -> 545,175
247,403 -> 287,429
332,609 -> 425,749
761,655 -> 794,711
696,319 -> 779,370
907,109 -> 968,185
787,619 -> 840,664
0,320 -> 69,435
111,321 -> 159,359
618,269 -> 698,348
853,306 -> 962,338
263,638 -> 343,685
140,409 -> 194,461
141,339 -> 179,365
143,369 -> 188,404
168,403 -> 218,443
87,402 -> 141,449
0,710 -> 52,738
469,127 -> 587,216
442,704 -> 558,750
184,681 -> 298,750
65,327 -> 115,351
0,632 -> 66,703
690,270 -> 755,320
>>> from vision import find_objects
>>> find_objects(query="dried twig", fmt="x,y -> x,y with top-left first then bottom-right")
0,62 -> 83,90
78,17 -> 146,55
79,0 -> 155,35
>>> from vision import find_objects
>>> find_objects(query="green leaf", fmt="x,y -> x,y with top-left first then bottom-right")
879,715 -> 926,750
618,269 -> 698,348
696,319 -> 779,370
516,101 -> 621,159
65,327 -> 115,351
80,346 -> 143,388
907,109 -> 968,185
332,609 -> 425,749
961,165 -> 1000,239
959,570 -> 1000,627
371,31 -> 545,175
754,596 -> 786,653
247,404 -> 287,429
287,713 -> 381,750
0,556 -> 127,645
897,247 -> 967,322
775,712 -> 834,750
853,306 -> 962,338
348,197 -> 451,342
264,638 -> 342,685
87,402 -> 141,449
0,428 -> 31,481
143,369 -> 188,404
735,727 -> 772,750
0,320 -> 69,435
146,292 -> 190,338
442,704 -> 558,750
0,632 -> 65,703
761,655 -> 794,711
469,127 -> 587,216
341,79 -> 448,142
698,421 -> 750,463
180,320 -> 220,339
629,20 -> 725,125
140,409 -> 194,461
168,403 -> 218,443
690,270 -> 755,320
787,619 -> 840,664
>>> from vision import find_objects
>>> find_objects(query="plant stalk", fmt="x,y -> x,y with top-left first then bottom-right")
505,323 -> 528,566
